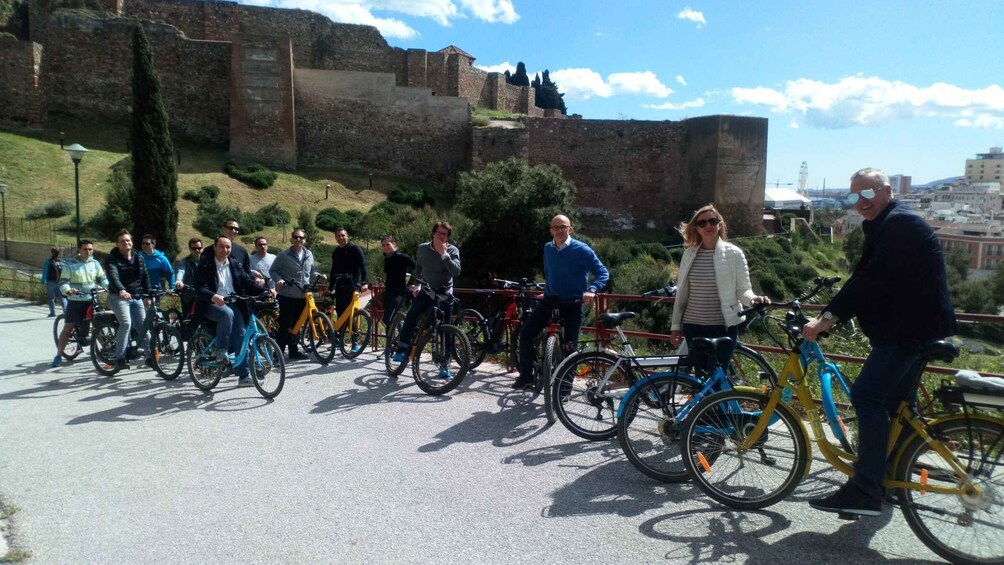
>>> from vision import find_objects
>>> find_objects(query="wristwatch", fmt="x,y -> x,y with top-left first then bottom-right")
822,311 -> 836,322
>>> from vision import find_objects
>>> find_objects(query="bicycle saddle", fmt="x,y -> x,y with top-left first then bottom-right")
598,312 -> 636,327
921,341 -> 959,363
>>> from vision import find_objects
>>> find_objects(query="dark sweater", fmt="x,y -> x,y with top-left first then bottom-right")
330,243 -> 368,288
105,247 -> 151,296
826,201 -> 956,346
383,249 -> 416,291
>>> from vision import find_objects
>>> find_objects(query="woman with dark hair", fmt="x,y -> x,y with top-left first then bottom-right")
41,247 -> 67,317
669,204 -> 769,371
105,229 -> 152,370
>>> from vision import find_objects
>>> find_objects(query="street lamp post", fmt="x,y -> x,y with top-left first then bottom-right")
64,144 -> 89,248
0,183 -> 8,261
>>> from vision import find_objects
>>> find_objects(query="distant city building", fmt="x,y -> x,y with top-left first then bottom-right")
966,147 -> 1004,182
932,222 -> 1004,271
889,174 -> 912,195
931,185 -> 1003,215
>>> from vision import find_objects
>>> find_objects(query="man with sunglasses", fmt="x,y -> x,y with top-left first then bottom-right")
139,234 -> 175,290
803,168 -> 955,518
202,218 -> 257,281
175,237 -> 204,315
250,236 -> 277,290
513,214 -> 608,390
270,228 -> 323,360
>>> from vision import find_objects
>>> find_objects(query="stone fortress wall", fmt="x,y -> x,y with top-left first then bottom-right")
1,0 -> 768,233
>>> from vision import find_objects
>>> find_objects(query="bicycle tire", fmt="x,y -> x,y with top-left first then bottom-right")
250,335 -> 285,399
550,350 -> 629,441
895,415 -> 1004,565
53,314 -> 84,360
819,365 -> 856,454
90,316 -> 120,376
151,323 -> 185,380
618,374 -> 704,483
412,324 -> 471,396
384,313 -> 408,377
187,329 -> 224,391
307,310 -> 337,365
681,389 -> 808,510
338,309 -> 372,360
728,344 -> 778,388
542,334 -> 561,424
455,308 -> 488,369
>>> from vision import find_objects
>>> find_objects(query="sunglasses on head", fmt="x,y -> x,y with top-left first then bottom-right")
696,217 -> 720,228
846,188 -> 877,205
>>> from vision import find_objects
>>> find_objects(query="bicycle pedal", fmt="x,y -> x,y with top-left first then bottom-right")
836,512 -> 860,521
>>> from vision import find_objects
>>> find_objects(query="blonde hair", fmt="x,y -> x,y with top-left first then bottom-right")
677,204 -> 728,247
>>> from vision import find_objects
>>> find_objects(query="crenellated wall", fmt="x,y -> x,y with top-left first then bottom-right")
42,10 -> 230,141
0,38 -> 45,126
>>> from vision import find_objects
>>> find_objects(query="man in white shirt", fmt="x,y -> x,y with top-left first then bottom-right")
250,236 -> 277,290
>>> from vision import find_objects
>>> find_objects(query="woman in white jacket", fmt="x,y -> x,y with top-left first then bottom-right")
669,204 -> 769,372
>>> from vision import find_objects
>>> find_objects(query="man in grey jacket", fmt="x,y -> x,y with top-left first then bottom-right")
392,221 -> 461,362
269,228 -> 323,359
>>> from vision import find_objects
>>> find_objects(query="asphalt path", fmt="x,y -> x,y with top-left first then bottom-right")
0,297 -> 947,564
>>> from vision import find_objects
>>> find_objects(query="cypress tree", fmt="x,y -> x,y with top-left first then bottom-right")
130,25 -> 180,258
510,62 -> 530,87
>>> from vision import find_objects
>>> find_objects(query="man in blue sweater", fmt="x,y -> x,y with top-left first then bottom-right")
513,214 -> 609,390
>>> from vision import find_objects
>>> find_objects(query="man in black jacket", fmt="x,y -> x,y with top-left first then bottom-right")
803,168 -> 956,517
195,236 -> 266,387
329,228 -> 368,320
380,235 -> 415,327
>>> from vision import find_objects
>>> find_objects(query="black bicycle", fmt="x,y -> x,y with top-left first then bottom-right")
90,290 -> 185,380
453,278 -> 542,371
52,288 -> 106,361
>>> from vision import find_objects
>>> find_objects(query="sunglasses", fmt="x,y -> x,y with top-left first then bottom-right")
846,188 -> 877,205
696,217 -> 720,228
190,246 -> 203,251
224,225 -> 240,232
291,235 -> 306,240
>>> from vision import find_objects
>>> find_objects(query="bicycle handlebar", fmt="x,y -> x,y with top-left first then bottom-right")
642,283 -> 677,298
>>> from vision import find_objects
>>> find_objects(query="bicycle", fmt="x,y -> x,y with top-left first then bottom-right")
316,274 -> 373,360
549,302 -> 778,442
90,290 -> 185,380
52,288 -> 106,361
187,293 -> 286,399
278,277 -> 338,365
384,279 -> 472,395
679,280 -> 1004,565
453,278 -> 543,371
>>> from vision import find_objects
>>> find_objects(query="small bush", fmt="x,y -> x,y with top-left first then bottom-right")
25,200 -> 72,220
193,198 -> 242,239
255,202 -> 292,227
388,186 -> 435,208
316,207 -> 361,233
224,162 -> 277,189
472,115 -> 490,127
182,185 -> 220,204
88,165 -> 134,240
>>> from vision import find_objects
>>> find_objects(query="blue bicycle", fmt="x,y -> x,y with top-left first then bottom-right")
186,293 -> 286,399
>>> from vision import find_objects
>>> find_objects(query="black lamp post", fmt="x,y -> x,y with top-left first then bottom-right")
0,183 -> 8,261
64,144 -> 89,248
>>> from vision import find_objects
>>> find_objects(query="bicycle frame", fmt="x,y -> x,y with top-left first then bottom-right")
192,302 -> 272,370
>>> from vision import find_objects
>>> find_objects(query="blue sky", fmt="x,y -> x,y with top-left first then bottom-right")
244,0 -> 1003,188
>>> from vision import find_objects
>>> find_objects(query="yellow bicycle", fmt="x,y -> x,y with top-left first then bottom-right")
317,274 -> 373,360
280,278 -> 338,365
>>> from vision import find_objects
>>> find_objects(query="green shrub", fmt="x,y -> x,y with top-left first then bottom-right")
472,115 -> 490,127
224,162 -> 277,189
88,166 -> 134,240
182,185 -> 220,203
388,186 -> 435,208
316,207 -> 360,233
255,202 -> 291,227
25,200 -> 72,220
193,198 -> 242,239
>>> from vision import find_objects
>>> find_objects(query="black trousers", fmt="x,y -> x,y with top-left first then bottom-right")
517,300 -> 583,380
276,295 -> 306,354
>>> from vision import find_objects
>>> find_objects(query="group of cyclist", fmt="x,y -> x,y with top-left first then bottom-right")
44,166 -> 958,522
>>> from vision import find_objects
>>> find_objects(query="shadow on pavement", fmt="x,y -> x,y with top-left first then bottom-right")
310,371 -> 446,415
417,389 -> 552,452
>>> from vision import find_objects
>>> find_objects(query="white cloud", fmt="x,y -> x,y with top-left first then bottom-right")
460,0 -> 519,24
644,97 -> 705,110
731,75 -> 1004,129
551,68 -> 673,100
675,75 -> 687,86
677,7 -> 706,28
475,61 -> 516,74
789,118 -> 799,129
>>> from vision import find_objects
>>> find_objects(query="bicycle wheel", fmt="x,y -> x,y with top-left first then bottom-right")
90,316 -> 120,376
542,334 -> 563,424
250,335 -> 285,399
307,311 -> 337,365
819,366 -> 857,453
412,324 -> 471,396
681,389 -> 808,510
384,312 -> 408,377
338,309 -> 372,360
454,309 -> 488,370
895,415 -> 1004,565
550,351 -> 630,441
53,314 -> 84,360
150,323 -> 184,380
187,329 -> 223,391
618,374 -> 704,483
258,309 -> 280,336
728,344 -> 778,388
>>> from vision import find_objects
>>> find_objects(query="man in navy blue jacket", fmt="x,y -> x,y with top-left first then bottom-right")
513,214 -> 609,390
803,168 -> 956,517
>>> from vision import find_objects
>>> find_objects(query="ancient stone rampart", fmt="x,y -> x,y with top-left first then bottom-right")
229,34 -> 297,169
0,38 -> 45,126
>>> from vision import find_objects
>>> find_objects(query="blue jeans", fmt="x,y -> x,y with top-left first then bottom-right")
107,294 -> 148,360
204,303 -> 249,378
46,280 -> 67,316
847,343 -> 924,499
396,292 -> 451,351
681,323 -> 738,374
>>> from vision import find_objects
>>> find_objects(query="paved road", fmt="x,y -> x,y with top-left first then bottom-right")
0,297 -> 946,564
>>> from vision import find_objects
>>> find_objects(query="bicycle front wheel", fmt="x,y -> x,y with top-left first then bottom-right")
618,374 -> 704,483
338,309 -> 372,360
728,344 -> 778,388
54,314 -> 84,360
550,351 -> 629,441
895,415 -> 1004,565
542,334 -> 563,424
250,335 -> 286,399
187,329 -> 223,391
90,316 -> 120,376
412,324 -> 470,396
151,323 -> 185,380
307,311 -> 337,365
681,389 -> 808,510
454,309 -> 488,370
